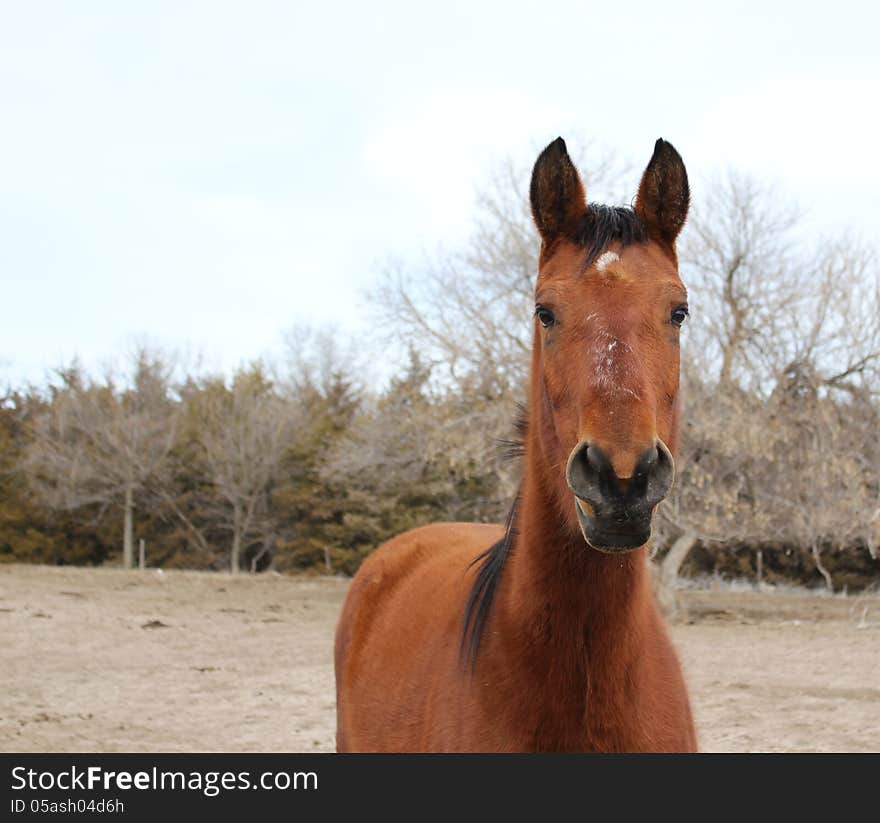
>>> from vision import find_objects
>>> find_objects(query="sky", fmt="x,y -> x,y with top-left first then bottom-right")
2,1 -> 878,388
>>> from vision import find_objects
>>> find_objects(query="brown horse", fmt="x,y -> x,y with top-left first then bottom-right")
335,137 -> 697,752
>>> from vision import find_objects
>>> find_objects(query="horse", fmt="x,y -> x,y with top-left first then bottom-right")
334,136 -> 697,752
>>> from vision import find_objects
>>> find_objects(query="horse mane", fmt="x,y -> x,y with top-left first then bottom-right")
576,203 -> 647,268
459,405 -> 527,671
459,491 -> 520,672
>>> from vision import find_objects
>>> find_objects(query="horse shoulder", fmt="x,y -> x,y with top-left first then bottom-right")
335,521 -> 504,750
340,521 -> 501,618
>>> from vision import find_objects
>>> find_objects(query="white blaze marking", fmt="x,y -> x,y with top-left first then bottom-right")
594,251 -> 619,272
592,329 -> 640,400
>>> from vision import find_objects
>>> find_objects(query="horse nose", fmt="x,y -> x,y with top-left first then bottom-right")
565,440 -> 675,516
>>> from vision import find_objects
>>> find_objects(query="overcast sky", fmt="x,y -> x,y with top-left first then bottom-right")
2,1 -> 878,388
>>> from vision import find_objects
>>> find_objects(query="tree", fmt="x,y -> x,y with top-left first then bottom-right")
25,349 -> 177,568
682,174 -> 880,398
190,365 -> 297,574
322,349 -> 510,559
271,329 -> 362,572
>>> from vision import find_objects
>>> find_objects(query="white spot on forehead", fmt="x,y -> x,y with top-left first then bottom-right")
594,251 -> 619,273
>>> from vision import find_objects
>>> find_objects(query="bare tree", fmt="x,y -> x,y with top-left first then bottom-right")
774,240 -> 880,398
681,173 -> 880,398
193,366 -> 299,574
681,172 -> 803,392
25,349 -> 177,568
280,324 -> 364,398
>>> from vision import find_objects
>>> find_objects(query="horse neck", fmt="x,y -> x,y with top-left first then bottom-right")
503,447 -> 652,647
497,376 -> 654,672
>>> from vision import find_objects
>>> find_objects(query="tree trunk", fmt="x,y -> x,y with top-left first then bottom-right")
231,532 -> 241,574
811,543 -> 833,591
250,544 -> 271,574
231,504 -> 242,574
653,530 -> 697,619
660,530 -> 697,588
122,484 -> 134,569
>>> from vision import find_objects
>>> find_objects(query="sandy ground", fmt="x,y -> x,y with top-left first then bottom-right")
1,564 -> 878,753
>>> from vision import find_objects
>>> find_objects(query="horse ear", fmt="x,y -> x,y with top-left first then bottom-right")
634,138 -> 690,247
530,137 -> 587,245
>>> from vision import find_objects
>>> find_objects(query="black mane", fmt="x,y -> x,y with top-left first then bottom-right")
459,491 -> 520,672
459,406 -> 527,672
575,203 -> 648,268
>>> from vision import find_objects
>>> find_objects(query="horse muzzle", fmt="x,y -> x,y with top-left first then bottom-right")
565,440 -> 675,552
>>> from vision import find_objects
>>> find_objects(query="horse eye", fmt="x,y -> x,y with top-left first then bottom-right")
535,305 -> 556,328
671,305 -> 689,328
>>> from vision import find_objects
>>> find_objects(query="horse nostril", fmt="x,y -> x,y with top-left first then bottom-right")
566,441 -> 602,506
644,441 -> 675,506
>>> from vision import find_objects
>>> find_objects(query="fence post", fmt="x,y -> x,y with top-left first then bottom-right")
138,539 -> 146,571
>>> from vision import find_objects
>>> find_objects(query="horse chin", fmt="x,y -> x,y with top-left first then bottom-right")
573,497 -> 650,554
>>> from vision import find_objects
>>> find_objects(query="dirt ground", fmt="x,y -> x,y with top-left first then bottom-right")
1,564 -> 878,753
